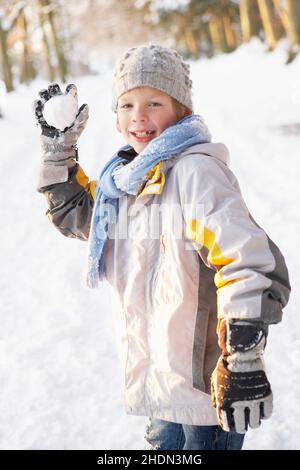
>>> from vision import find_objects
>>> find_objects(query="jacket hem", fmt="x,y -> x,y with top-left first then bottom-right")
125,402 -> 219,426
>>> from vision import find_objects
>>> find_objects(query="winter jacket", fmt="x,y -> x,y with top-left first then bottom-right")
38,142 -> 290,425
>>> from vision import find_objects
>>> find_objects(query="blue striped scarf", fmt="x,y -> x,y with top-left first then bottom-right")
83,114 -> 211,288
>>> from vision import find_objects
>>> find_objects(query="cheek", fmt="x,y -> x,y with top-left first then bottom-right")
159,111 -> 178,129
116,115 -> 128,133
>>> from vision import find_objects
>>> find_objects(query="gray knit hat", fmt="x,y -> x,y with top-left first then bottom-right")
111,43 -> 193,112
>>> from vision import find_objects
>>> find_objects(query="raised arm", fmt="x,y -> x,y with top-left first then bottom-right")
34,83 -> 97,240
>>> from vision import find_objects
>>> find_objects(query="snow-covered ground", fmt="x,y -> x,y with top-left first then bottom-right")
0,39 -> 299,450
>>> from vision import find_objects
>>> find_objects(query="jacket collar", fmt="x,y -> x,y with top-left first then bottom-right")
117,142 -> 230,200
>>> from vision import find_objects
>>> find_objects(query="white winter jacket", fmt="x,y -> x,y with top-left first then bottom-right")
103,143 -> 290,425
40,142 -> 290,425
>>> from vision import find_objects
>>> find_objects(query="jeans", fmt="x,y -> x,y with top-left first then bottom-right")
144,418 -> 245,450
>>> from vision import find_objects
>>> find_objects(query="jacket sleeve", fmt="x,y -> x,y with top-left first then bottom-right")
38,163 -> 97,241
179,157 -> 291,325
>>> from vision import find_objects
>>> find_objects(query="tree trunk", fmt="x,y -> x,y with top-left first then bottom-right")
240,0 -> 261,42
38,2 -> 54,82
19,10 -> 36,83
272,0 -> 290,32
200,21 -> 215,57
222,13 -> 237,51
208,17 -> 220,51
47,4 -> 68,82
39,0 -> 68,82
218,15 -> 230,52
257,0 -> 280,50
273,0 -> 300,62
0,18 -> 14,92
208,16 -> 227,52
183,29 -> 199,58
285,0 -> 300,47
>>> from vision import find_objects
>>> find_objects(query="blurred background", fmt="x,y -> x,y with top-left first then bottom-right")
0,0 -> 299,451
0,0 -> 300,96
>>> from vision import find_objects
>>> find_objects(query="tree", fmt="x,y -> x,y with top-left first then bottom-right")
285,0 -> 300,44
204,0 -> 241,53
0,10 -> 14,91
37,0 -> 54,82
135,0 -> 240,58
257,0 -> 283,50
284,0 -> 300,62
240,0 -> 262,42
18,8 -> 36,83
223,9 -> 238,50
272,0 -> 300,62
38,0 -> 68,82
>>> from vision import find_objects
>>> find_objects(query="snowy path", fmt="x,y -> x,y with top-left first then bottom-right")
0,40 -> 299,449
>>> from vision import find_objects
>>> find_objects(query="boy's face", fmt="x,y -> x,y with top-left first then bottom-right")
116,86 -> 181,154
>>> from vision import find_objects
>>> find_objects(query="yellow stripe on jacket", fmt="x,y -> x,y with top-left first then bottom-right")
186,219 -> 236,289
137,162 -> 165,198
75,166 -> 98,200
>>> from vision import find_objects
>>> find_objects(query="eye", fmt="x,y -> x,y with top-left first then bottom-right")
120,103 -> 132,109
150,102 -> 162,107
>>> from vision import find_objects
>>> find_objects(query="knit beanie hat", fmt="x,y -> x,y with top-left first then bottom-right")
111,43 -> 193,112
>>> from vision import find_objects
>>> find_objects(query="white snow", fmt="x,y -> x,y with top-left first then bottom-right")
43,93 -> 78,130
0,38 -> 299,450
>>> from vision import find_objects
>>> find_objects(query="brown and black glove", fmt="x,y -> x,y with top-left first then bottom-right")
211,318 -> 273,434
33,83 -> 89,188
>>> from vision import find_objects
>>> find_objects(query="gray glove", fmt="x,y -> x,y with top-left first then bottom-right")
34,83 -> 89,188
211,318 -> 273,434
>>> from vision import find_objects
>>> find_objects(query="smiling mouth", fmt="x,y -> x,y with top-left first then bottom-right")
130,130 -> 156,143
130,130 -> 156,137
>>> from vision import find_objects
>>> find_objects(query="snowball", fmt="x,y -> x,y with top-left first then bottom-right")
43,94 -> 78,130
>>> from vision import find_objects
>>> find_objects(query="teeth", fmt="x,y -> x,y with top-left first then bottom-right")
134,131 -> 153,137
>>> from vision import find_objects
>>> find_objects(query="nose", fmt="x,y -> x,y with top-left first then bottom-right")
132,105 -> 148,123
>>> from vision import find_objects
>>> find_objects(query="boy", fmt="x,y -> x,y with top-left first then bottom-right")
34,44 -> 290,450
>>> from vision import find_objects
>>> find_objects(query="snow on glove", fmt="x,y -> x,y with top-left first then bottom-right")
33,83 -> 89,188
211,318 -> 273,434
